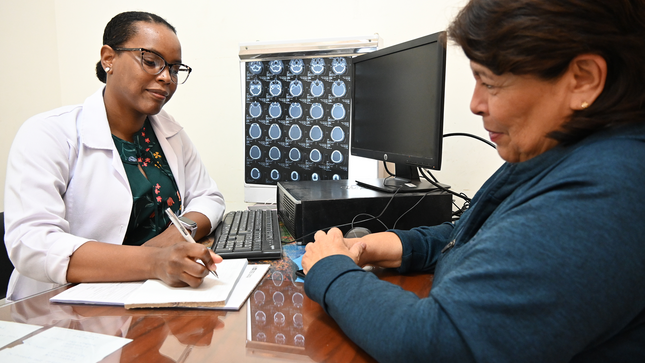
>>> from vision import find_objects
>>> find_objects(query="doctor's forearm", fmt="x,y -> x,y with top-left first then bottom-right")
66,242 -> 156,283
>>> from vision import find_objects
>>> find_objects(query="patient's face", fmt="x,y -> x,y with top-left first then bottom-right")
469,61 -> 573,163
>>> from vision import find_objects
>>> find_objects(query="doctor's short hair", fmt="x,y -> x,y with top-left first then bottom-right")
95,11 -> 176,83
447,0 -> 645,145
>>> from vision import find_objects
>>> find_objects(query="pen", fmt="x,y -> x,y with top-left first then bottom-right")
165,208 -> 218,278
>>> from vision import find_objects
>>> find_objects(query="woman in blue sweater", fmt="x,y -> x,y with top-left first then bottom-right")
302,0 -> 645,362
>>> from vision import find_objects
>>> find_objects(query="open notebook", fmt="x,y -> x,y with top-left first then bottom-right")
51,259 -> 269,310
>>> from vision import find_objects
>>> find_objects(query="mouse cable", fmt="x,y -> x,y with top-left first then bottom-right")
391,189 -> 433,229
291,186 -> 403,244
350,213 -> 389,231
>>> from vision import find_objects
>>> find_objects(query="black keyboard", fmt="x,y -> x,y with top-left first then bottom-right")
212,209 -> 282,260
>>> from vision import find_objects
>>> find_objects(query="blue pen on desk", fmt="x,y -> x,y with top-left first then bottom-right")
165,208 -> 219,278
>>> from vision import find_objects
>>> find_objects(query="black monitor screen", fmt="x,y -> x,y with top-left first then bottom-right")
351,32 -> 447,192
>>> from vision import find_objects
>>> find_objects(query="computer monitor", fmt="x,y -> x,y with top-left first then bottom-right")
350,32 -> 447,193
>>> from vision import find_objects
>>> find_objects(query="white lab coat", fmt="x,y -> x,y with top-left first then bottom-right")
4,88 -> 225,301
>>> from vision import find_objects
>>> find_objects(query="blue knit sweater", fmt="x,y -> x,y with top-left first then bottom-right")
305,122 -> 645,362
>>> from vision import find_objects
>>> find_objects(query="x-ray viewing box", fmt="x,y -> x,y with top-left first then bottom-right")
239,35 -> 381,204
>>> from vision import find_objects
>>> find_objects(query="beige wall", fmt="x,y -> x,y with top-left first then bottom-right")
1,0 -> 503,212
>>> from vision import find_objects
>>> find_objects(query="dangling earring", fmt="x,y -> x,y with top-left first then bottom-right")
581,101 -> 589,109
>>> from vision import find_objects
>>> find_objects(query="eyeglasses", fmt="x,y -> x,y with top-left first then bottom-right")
114,47 -> 192,84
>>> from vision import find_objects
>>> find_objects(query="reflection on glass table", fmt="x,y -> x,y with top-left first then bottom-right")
246,270 -> 306,356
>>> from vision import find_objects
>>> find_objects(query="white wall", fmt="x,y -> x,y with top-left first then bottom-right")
1,0 -> 503,212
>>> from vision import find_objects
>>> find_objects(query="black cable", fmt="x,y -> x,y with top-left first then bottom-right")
417,168 -> 472,219
392,191 -> 430,229
418,168 -> 471,203
443,132 -> 497,149
383,161 -> 395,177
292,186 -> 403,243
422,169 -> 439,183
292,182 -> 446,242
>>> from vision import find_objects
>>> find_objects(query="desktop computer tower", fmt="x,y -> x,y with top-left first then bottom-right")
277,180 -> 452,244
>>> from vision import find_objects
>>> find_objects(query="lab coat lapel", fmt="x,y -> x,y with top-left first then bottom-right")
77,88 -> 129,188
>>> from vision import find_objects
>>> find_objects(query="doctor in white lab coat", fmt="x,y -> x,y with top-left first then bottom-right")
3,11 -> 225,301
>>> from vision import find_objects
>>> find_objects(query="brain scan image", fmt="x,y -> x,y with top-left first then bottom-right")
249,102 -> 262,118
269,146 -> 281,160
289,103 -> 303,119
268,102 -> 282,118
310,149 -> 322,162
249,123 -> 262,139
249,80 -> 262,96
331,58 -> 347,75
309,125 -> 323,141
331,80 -> 346,97
250,168 -> 261,179
310,80 -> 325,97
330,126 -> 345,142
249,145 -> 261,160
289,147 -> 301,161
249,61 -> 263,75
309,103 -> 324,119
289,59 -> 304,75
310,58 -> 325,75
289,80 -> 303,97
269,80 -> 282,97
331,103 -> 346,120
331,150 -> 343,163
289,124 -> 302,140
269,124 -> 282,139
269,60 -> 283,74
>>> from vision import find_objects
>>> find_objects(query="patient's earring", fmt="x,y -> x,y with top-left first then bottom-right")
105,67 -> 111,73
581,101 -> 589,109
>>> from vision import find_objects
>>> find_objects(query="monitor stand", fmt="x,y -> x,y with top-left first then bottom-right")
355,164 -> 450,193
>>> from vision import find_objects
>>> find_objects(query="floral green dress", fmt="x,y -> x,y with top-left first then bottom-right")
112,118 -> 181,245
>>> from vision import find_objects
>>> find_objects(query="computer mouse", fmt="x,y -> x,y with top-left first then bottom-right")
344,227 -> 371,238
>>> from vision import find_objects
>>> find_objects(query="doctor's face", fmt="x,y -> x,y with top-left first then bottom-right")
469,61 -> 573,163
108,21 -> 180,118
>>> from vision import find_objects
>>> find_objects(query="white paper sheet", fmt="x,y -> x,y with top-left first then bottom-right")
0,326 -> 131,363
0,321 -> 42,348
50,282 -> 143,305
221,264 -> 270,310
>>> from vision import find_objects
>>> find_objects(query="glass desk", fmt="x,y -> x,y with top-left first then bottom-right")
0,228 -> 433,362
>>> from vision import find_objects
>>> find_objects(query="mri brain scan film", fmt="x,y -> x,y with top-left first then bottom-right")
244,57 -> 352,184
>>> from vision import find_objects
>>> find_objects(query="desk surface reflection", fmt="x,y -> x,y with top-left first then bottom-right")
0,251 -> 432,362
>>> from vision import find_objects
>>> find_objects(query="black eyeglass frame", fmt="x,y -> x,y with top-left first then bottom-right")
114,47 -> 192,84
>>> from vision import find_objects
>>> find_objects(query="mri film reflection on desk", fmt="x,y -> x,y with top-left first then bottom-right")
247,270 -> 307,354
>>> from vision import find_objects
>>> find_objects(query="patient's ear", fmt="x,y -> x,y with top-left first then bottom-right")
567,54 -> 607,110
